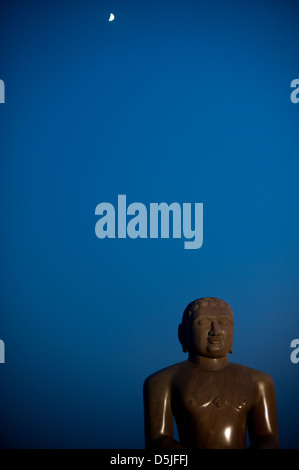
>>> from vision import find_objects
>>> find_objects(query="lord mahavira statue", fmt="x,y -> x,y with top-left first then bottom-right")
143,297 -> 279,449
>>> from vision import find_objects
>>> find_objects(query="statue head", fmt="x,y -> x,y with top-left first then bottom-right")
178,297 -> 234,358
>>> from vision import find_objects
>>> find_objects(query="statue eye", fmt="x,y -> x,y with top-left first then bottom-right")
195,318 -> 210,326
218,319 -> 230,327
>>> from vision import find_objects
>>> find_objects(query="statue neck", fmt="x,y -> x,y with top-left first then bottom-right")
188,354 -> 229,371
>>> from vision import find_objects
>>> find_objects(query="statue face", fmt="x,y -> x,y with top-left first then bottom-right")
186,309 -> 234,358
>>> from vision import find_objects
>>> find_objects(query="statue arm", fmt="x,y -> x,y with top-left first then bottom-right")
247,373 -> 279,449
143,373 -> 186,450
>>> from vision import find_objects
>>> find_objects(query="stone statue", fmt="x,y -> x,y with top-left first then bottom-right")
143,297 -> 279,449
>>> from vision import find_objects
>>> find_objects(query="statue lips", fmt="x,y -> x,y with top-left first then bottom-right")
208,336 -> 222,344
207,336 -> 223,352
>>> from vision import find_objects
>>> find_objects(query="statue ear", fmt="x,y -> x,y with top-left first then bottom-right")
178,323 -> 188,353
229,328 -> 234,354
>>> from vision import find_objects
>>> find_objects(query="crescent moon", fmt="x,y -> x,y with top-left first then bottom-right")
109,13 -> 115,22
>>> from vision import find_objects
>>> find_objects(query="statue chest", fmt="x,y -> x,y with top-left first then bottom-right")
173,366 -> 254,416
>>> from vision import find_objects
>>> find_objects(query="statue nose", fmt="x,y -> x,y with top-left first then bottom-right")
210,321 -> 220,335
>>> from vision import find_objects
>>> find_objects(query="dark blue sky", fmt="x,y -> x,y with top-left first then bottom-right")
0,0 -> 298,448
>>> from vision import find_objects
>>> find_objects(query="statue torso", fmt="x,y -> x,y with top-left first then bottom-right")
171,362 -> 256,449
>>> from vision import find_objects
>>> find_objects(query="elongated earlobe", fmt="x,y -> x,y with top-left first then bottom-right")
229,329 -> 234,354
178,323 -> 188,353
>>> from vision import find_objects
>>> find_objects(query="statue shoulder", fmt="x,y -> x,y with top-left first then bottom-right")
144,361 -> 188,391
229,362 -> 275,392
